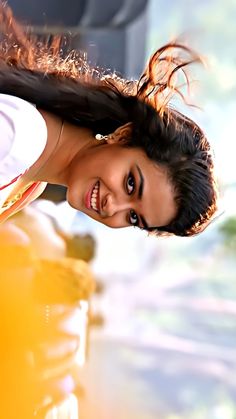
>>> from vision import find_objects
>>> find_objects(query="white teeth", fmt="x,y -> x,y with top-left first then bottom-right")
90,182 -> 99,211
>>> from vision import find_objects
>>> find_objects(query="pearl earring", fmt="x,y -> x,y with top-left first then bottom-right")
95,134 -> 108,141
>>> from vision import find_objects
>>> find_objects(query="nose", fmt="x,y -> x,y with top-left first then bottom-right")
102,193 -> 130,217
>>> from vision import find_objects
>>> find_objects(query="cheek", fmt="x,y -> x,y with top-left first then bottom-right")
101,157 -> 125,182
104,169 -> 120,186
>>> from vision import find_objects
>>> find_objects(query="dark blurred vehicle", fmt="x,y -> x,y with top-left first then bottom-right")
8,0 -> 149,75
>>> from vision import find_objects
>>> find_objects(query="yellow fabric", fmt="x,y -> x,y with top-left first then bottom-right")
0,179 -> 47,223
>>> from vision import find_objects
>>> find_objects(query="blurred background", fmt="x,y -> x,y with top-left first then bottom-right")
5,0 -> 236,418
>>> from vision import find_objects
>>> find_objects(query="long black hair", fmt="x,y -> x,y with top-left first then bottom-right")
0,3 -> 218,237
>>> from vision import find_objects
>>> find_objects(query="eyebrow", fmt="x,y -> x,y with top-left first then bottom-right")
136,164 -> 144,199
135,165 -> 149,229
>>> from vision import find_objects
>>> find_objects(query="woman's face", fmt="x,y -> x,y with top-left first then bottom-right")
66,143 -> 177,230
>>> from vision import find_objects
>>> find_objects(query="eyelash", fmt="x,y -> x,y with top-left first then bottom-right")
129,209 -> 138,226
127,172 -> 135,195
126,172 -> 139,227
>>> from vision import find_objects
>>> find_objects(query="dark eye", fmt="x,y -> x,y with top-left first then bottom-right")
127,172 -> 135,195
129,209 -> 138,226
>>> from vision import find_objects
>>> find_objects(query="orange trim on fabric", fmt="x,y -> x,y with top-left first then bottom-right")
0,174 -> 21,190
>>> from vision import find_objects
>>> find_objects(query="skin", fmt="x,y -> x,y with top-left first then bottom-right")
25,111 -> 177,230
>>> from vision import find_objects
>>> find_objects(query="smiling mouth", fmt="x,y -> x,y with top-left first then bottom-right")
90,181 -> 100,212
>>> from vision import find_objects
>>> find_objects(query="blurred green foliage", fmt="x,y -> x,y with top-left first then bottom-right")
220,216 -> 236,250
148,0 -> 236,103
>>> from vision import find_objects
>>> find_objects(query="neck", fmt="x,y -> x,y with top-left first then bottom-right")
24,110 -> 93,185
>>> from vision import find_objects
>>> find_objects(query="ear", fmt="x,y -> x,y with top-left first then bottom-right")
106,122 -> 133,145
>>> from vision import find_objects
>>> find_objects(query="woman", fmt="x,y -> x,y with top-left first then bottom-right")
0,3 -> 217,236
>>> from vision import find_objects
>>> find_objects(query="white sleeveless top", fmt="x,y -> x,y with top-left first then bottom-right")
0,94 -> 48,211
